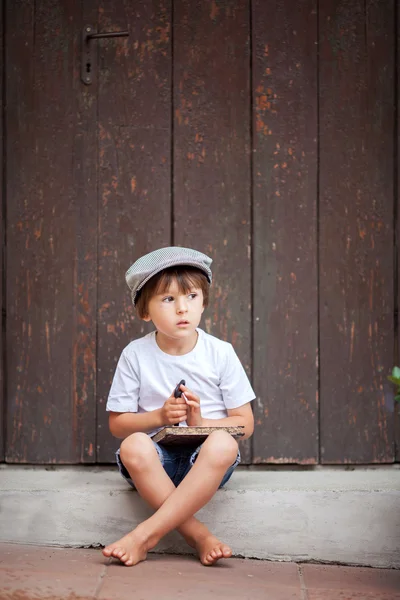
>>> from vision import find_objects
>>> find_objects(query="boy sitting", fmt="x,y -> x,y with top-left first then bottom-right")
103,247 -> 255,566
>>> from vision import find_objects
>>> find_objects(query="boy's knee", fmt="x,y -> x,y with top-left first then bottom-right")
120,432 -> 158,472
201,430 -> 238,467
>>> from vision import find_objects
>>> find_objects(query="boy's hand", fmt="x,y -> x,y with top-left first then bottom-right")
161,393 -> 188,426
180,384 -> 203,427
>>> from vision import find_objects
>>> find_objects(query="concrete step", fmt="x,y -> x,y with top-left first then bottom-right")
1,465 -> 399,569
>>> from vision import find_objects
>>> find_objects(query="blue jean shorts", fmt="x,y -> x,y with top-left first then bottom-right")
116,439 -> 241,490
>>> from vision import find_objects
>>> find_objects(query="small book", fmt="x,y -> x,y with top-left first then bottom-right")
152,426 -> 245,446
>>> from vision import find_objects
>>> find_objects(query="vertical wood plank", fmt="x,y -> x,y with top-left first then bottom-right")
74,0 -> 99,463
319,0 -> 395,463
173,0 -> 252,463
6,0 -> 97,462
395,0 -> 400,462
0,0 -> 3,462
252,0 -> 319,463
96,1 -> 172,461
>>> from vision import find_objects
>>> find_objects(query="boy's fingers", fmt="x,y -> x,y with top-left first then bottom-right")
172,409 -> 187,417
172,403 -> 186,412
185,398 -> 200,408
177,397 -> 187,406
168,397 -> 185,407
182,392 -> 200,404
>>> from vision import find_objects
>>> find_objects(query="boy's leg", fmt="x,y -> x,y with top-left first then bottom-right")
103,432 -> 235,565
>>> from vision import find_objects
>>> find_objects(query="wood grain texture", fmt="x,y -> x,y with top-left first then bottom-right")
396,0 -> 400,463
96,1 -> 172,461
319,0 -> 395,463
6,0 -> 98,463
152,425 -> 245,446
173,0 -> 253,462
252,0 -> 319,463
2,0 -> 397,466
0,1 -> 3,461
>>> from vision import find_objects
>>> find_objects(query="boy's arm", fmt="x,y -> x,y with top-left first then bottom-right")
109,410 -> 163,439
201,403 -> 254,440
182,383 -> 254,440
109,392 -> 188,438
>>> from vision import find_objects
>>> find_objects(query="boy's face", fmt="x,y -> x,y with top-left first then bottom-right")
142,277 -> 205,342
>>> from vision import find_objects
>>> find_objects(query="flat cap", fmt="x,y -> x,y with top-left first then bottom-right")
126,246 -> 213,305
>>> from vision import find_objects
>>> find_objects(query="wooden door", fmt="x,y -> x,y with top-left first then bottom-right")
3,0 -> 398,464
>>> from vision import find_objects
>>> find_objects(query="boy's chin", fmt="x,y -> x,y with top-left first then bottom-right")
174,327 -> 197,336
158,327 -> 197,336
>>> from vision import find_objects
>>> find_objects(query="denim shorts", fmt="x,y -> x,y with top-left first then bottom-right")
116,439 -> 241,490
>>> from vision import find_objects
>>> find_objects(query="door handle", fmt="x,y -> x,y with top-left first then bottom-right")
81,25 -> 129,85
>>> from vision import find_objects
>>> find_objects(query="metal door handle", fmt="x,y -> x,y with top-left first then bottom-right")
81,25 -> 129,85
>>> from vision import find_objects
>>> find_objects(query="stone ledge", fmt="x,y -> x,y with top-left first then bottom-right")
1,465 -> 399,568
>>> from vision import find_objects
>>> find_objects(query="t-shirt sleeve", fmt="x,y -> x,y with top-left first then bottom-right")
219,343 -> 256,409
106,349 -> 140,413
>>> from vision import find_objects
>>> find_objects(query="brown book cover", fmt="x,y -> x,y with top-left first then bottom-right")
152,426 -> 245,446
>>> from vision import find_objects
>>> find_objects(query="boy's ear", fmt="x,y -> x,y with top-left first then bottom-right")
142,314 -> 151,322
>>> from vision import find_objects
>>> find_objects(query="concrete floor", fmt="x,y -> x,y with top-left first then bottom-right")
0,544 -> 399,600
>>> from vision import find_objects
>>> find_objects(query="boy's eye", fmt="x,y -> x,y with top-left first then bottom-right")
162,296 -> 174,303
188,293 -> 197,300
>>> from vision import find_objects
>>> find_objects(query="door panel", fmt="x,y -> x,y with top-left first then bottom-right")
96,1 -> 172,461
173,0 -> 252,462
6,0 -> 97,462
397,3 -> 400,463
0,0 -> 3,461
252,0 -> 319,463
319,0 -> 395,463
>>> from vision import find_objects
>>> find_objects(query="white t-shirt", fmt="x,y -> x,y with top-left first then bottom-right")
106,328 -> 255,437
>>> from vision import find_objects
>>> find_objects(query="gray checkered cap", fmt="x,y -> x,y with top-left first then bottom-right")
126,246 -> 213,305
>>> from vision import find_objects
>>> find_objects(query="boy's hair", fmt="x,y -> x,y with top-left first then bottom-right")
135,265 -> 210,319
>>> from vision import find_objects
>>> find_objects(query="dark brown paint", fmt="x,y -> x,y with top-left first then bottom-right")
252,0 -> 319,463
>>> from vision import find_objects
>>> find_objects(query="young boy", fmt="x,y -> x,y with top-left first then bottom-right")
102,247 -> 255,567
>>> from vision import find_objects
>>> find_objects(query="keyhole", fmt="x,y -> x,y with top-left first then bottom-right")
86,62 -> 91,73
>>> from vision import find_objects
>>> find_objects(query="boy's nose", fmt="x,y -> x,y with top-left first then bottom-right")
176,299 -> 188,313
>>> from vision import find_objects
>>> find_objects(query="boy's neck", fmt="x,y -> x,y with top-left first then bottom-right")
155,330 -> 199,356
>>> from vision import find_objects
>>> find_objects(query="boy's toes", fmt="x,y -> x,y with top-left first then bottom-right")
103,544 -> 119,558
204,549 -> 220,565
112,547 -> 124,559
197,535 -> 233,566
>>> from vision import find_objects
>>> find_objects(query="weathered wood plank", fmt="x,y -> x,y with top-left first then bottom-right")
153,426 -> 245,446
0,1 -> 3,462
6,0 -> 97,462
319,0 -> 395,463
396,1 -> 400,463
96,1 -> 172,462
173,0 -> 252,463
252,0 -> 319,463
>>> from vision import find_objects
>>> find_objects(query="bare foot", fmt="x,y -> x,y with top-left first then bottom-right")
102,527 -> 155,566
195,534 -> 233,566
